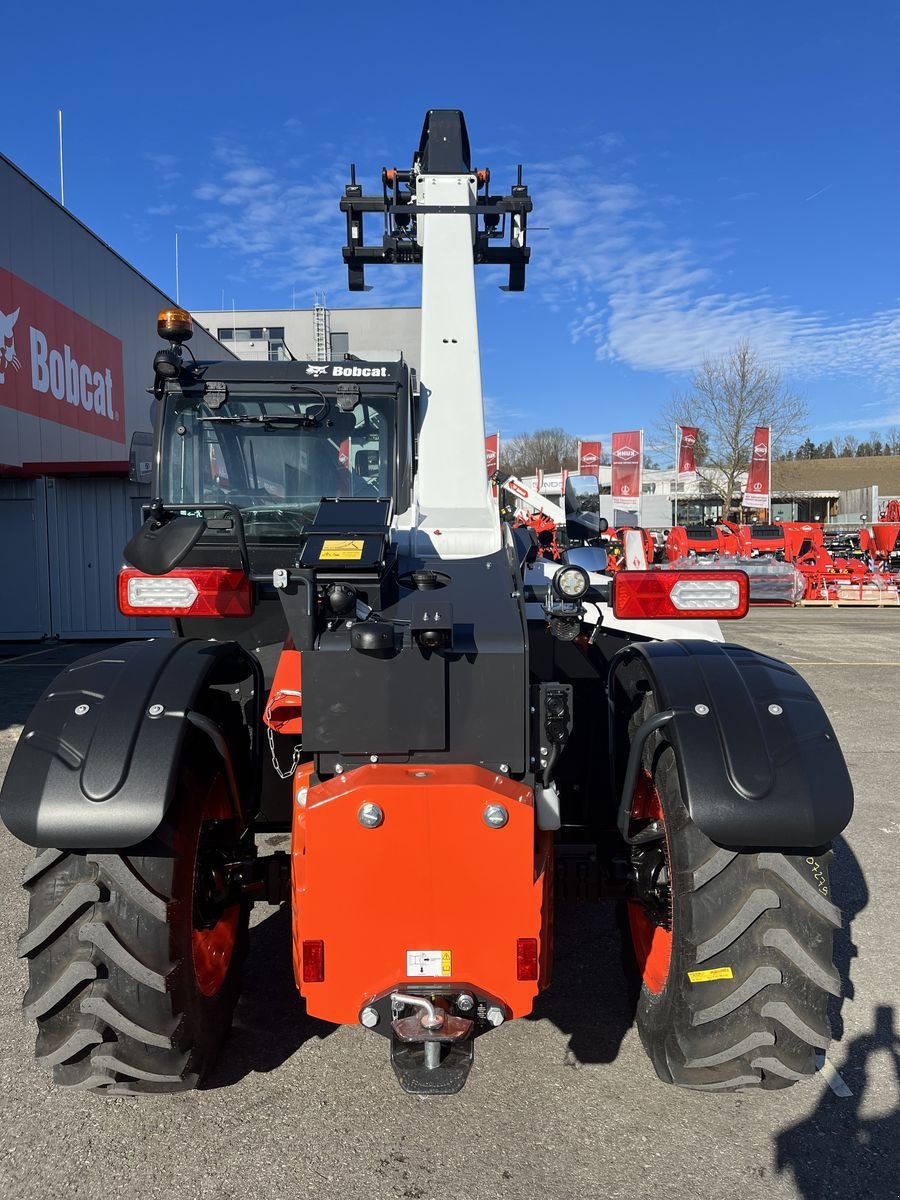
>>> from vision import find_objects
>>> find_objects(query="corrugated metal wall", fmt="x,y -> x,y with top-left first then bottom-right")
0,477 -> 169,639
46,477 -> 168,638
0,478 -> 50,637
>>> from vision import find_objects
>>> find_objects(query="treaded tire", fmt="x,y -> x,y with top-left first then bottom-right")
628,692 -> 841,1092
18,744 -> 250,1094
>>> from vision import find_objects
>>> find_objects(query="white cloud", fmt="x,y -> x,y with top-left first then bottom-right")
188,140 -> 418,305
526,161 -> 900,384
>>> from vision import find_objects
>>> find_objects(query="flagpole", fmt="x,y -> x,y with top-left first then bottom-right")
674,424 -> 678,529
767,424 -> 772,523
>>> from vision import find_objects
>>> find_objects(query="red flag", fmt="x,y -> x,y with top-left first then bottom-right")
560,467 -> 569,494
485,432 -> 499,477
611,431 -> 642,510
678,426 -> 698,475
743,426 -> 770,509
578,440 -> 602,478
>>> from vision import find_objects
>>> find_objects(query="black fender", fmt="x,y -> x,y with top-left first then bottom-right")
608,639 -> 853,848
0,639 -> 263,849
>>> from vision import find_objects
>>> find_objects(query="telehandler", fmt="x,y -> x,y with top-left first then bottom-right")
0,111 -> 852,1095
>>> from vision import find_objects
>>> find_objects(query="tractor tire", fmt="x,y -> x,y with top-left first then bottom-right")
17,743 -> 250,1094
626,693 -> 841,1092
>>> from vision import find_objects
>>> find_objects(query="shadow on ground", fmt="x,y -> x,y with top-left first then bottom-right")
527,898 -> 636,1067
203,903 -> 336,1090
775,835 -> 890,1197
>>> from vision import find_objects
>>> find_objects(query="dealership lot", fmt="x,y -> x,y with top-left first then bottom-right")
0,610 -> 897,1200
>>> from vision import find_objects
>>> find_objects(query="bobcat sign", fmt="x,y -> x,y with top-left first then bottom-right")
0,266 -> 125,446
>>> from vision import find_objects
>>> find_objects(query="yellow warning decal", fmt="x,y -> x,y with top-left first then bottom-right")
319,539 -> 364,561
688,966 -> 734,983
441,950 -> 452,976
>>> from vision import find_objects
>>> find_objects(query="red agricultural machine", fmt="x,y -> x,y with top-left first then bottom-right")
0,112 -> 853,1097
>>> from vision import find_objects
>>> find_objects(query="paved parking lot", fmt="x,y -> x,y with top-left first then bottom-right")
0,611 -> 897,1200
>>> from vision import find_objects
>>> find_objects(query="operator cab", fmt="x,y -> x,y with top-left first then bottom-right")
151,354 -> 413,575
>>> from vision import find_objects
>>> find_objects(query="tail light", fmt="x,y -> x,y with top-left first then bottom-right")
117,568 -> 253,617
612,569 -> 749,620
516,937 -> 539,981
302,939 -> 325,983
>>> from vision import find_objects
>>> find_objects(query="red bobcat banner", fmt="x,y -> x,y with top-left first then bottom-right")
485,432 -> 499,477
0,264 -> 125,446
678,426 -> 698,476
743,426 -> 770,510
611,430 -> 642,509
578,440 -> 601,477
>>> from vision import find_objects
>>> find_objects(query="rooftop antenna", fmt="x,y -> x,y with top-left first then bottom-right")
57,110 -> 65,207
175,231 -> 180,303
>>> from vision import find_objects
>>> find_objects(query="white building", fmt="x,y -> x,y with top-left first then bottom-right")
191,304 -> 421,374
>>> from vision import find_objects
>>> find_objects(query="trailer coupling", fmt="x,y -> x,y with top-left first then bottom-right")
358,987 -> 506,1095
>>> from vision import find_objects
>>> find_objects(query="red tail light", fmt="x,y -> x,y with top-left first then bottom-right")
516,937 -> 539,981
612,569 -> 750,620
117,567 -> 253,617
302,939 -> 325,983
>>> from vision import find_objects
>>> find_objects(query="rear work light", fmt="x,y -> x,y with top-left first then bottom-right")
612,569 -> 749,620
117,568 -> 253,618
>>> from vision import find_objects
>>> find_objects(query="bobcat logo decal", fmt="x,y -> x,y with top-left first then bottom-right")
0,307 -> 21,385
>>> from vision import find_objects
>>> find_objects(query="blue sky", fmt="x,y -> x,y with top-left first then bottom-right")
6,2 -> 899,453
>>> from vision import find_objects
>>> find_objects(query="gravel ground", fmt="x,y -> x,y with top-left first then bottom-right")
0,611 -> 897,1200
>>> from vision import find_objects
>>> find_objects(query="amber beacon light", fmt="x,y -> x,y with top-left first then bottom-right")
157,306 -> 194,343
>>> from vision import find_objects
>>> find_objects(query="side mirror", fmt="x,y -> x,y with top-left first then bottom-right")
564,473 -> 608,542
128,431 -> 154,484
123,502 -> 207,575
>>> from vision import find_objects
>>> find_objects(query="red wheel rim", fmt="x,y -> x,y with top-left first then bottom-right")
192,775 -> 240,997
627,771 -> 673,995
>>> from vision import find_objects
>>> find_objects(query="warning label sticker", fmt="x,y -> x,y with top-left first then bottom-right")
406,950 -> 452,978
688,966 -> 734,984
319,539 -> 364,561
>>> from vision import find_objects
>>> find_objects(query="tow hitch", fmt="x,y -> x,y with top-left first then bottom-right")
358,987 -> 507,1095
389,992 -> 474,1094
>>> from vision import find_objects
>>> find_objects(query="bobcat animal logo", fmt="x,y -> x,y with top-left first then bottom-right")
0,307 -> 21,385
306,364 -> 329,377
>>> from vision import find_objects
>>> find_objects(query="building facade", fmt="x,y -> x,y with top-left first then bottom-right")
191,304 -> 422,374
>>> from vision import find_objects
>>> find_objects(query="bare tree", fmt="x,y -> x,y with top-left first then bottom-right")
886,426 -> 900,456
501,428 -> 578,476
658,342 -> 807,518
839,434 -> 859,458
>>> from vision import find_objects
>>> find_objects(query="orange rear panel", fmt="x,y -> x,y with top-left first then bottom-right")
291,764 -> 551,1026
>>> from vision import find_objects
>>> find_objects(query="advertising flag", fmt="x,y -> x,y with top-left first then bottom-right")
485,432 -> 499,478
677,426 -> 699,476
611,430 -> 642,510
578,440 -> 602,478
535,467 -> 544,492
743,426 -> 770,510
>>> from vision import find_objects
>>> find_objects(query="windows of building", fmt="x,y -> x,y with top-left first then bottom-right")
217,327 -> 289,361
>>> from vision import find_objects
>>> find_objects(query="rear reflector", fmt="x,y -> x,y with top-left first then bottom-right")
117,568 -> 252,618
516,937 -> 539,981
302,939 -> 325,983
612,570 -> 749,620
